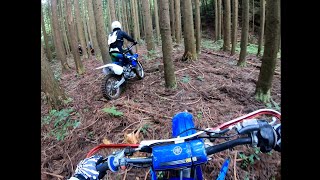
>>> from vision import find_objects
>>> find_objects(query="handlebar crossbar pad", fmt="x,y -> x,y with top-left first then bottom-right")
152,139 -> 208,171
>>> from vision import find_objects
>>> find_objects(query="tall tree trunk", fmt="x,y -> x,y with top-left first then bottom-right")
93,0 -> 111,64
61,0 -> 72,56
102,0 -> 108,30
252,0 -> 255,34
175,0 -> 182,44
159,0 -> 177,88
66,0 -> 85,75
130,0 -> 138,39
139,1 -> 145,39
214,0 -> 218,41
87,0 -> 101,59
231,0 -> 238,55
108,0 -> 116,22
257,0 -> 265,56
169,0 -> 176,41
45,2 -> 55,53
122,0 -> 129,32
223,0 -> 231,51
278,32 -> 281,53
217,0 -> 222,40
142,0 -> 155,51
154,0 -> 160,44
135,0 -> 141,40
116,0 -> 123,23
237,0 -> 249,66
41,4 -> 53,62
81,1 -> 92,59
107,4 -> 113,32
122,0 -> 129,47
202,0 -> 207,16
255,0 -> 280,103
131,0 -> 140,40
63,0 -> 72,46
51,0 -> 69,71
130,0 -> 139,52
84,2 -> 93,51
58,0 -> 70,56
195,0 -> 201,54
182,0 -> 197,61
41,43 -> 66,110
74,0 -> 88,59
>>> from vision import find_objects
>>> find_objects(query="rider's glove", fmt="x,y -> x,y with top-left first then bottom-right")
273,124 -> 281,152
69,155 -> 105,180
133,41 -> 138,45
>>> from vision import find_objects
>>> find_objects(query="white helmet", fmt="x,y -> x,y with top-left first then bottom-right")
111,21 -> 122,30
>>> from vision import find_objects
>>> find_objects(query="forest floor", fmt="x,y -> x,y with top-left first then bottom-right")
41,38 -> 281,180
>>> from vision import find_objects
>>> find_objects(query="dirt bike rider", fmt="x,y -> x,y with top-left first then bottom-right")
68,124 -> 281,180
108,20 -> 138,66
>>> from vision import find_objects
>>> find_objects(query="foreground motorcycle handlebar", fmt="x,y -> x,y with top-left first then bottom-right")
95,122 -> 280,174
205,137 -> 252,155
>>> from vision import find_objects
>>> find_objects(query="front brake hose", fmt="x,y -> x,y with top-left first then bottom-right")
86,144 -> 139,158
212,109 -> 281,131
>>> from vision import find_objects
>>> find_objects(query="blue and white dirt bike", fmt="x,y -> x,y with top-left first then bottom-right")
86,109 -> 281,180
96,43 -> 144,100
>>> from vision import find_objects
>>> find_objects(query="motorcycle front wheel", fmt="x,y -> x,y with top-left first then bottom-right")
133,61 -> 145,80
101,74 -> 123,100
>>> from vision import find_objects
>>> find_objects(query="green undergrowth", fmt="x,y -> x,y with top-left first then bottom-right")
201,39 -> 281,58
41,108 -> 80,141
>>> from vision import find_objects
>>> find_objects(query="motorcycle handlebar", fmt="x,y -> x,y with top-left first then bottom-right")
96,137 -> 253,174
123,43 -> 136,54
95,123 -> 281,173
205,137 -> 252,155
96,157 -> 153,173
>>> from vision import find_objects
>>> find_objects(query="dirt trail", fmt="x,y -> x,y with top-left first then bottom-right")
41,43 -> 281,180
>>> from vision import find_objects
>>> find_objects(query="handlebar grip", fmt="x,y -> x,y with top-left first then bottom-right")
206,137 -> 252,155
96,161 -> 109,172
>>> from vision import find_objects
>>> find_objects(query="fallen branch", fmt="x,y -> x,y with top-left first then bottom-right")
183,97 -> 202,105
41,172 -> 64,179
174,67 -> 191,74
172,90 -> 183,97
188,82 -> 200,93
201,107 -> 210,127
76,116 -> 100,131
154,92 -> 180,102
144,169 -> 150,180
201,50 -> 281,75
190,65 -> 205,78
123,104 -> 171,121
122,169 -> 128,180
201,50 -> 235,59
246,61 -> 281,75
149,80 -> 160,86
121,121 -> 141,132
66,152 -> 74,173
